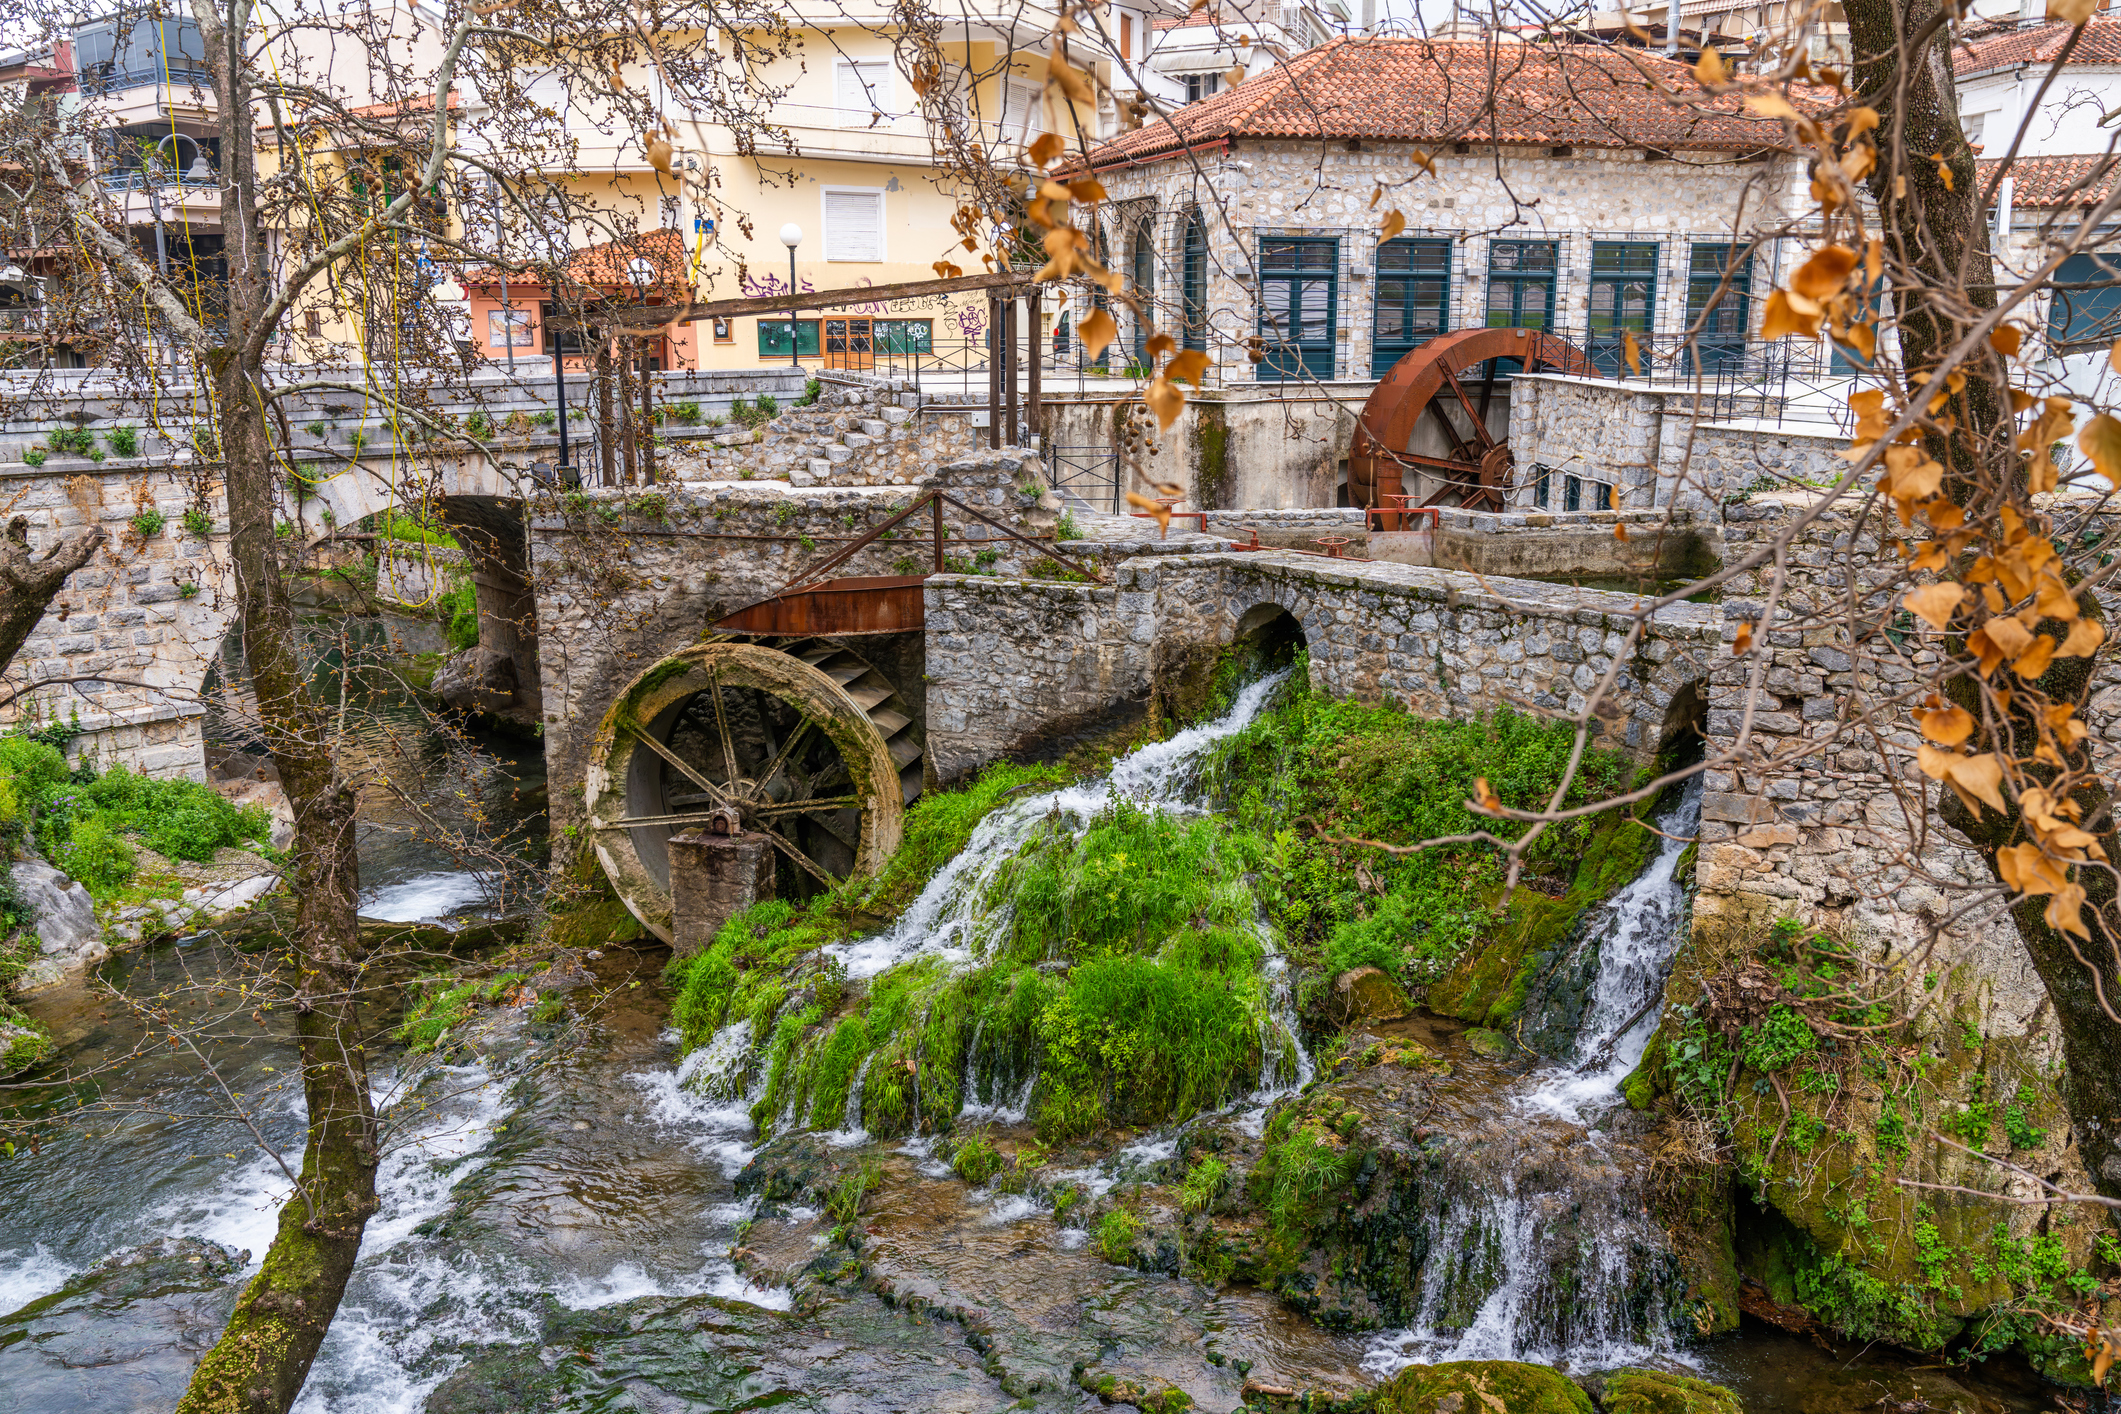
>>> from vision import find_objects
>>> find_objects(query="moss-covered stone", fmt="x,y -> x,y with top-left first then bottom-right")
1599,1368 -> 1742,1414
1335,966 -> 1413,1023
1369,1361 -> 1594,1414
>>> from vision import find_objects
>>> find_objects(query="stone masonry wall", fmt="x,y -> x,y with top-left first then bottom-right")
926,550 -> 1720,782
666,384 -> 982,488
1506,373 -> 1804,512
1692,492 -> 2072,1034
2,465 -> 234,779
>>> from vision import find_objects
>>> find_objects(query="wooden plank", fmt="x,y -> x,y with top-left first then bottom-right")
595,270 -> 1039,329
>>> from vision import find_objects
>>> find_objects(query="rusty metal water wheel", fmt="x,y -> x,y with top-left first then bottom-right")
1348,328 -> 1600,513
585,641 -> 923,941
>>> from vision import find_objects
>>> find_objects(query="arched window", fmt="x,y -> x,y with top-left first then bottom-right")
1130,218 -> 1155,364
1181,208 -> 1208,352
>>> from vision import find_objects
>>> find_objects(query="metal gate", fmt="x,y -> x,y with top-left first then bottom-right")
1045,443 -> 1120,515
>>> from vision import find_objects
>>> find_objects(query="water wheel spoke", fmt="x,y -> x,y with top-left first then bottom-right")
1440,364 -> 1497,450
625,722 -> 734,808
754,822 -> 839,888
755,720 -> 814,796
751,795 -> 860,816
1423,398 -> 1474,461
709,668 -> 740,783
601,810 -> 727,829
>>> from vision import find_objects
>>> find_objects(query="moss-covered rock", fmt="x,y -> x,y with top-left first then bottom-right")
1598,1368 -> 1742,1414
1369,1361 -> 1594,1414
1334,966 -> 1413,1023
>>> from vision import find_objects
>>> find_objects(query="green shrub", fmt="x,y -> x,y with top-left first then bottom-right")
1181,1157 -> 1228,1213
464,410 -> 495,439
530,409 -> 557,428
47,427 -> 95,455
346,430 -> 367,454
104,426 -> 140,458
795,378 -> 821,407
1096,1207 -> 1141,1264
192,426 -> 220,458
669,400 -> 702,424
21,450 -> 44,468
131,509 -> 167,539
56,815 -> 138,893
372,510 -> 459,547
182,507 -> 214,537
439,577 -> 479,650
754,393 -> 779,420
303,420 -> 327,439
43,763 -> 270,873
950,1133 -> 1005,1185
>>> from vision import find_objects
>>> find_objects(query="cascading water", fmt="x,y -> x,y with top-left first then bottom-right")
1364,779 -> 1703,1375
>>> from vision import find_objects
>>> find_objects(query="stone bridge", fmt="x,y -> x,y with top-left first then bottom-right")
923,551 -> 1721,782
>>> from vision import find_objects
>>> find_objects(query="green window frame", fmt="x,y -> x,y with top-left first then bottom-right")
1373,237 -> 1451,374
1483,240 -> 1557,331
1684,243 -> 1751,373
875,319 -> 932,354
1256,236 -> 1338,381
1588,241 -> 1658,376
1181,209 -> 1209,352
758,319 -> 821,357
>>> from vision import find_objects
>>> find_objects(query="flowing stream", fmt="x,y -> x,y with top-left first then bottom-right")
0,638 -> 2068,1413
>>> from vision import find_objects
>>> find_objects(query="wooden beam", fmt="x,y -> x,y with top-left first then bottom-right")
592,270 -> 1039,329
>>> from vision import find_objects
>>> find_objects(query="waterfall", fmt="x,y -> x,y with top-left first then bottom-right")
828,669 -> 1293,982
1365,779 -> 1702,1375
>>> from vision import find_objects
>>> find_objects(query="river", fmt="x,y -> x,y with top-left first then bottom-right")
0,620 -> 2083,1413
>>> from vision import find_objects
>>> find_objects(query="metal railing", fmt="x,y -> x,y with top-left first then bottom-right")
1045,444 -> 1121,515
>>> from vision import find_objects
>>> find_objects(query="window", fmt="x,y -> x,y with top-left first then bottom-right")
758,319 -> 821,357
1183,72 -> 1222,103
1130,221 -> 1156,362
1533,465 -> 1550,509
823,189 -> 884,261
876,319 -> 933,353
1484,240 -> 1557,331
1373,237 -> 1451,373
489,309 -> 534,347
837,60 -> 893,127
1561,473 -> 1611,511
1120,13 -> 1134,60
1181,208 -> 1208,351
2049,252 -> 2121,351
541,302 -> 583,355
1002,77 -> 1041,146
1685,243 -> 1750,373
304,310 -> 323,338
713,317 -> 734,342
1588,241 -> 1658,376
1257,236 -> 1338,380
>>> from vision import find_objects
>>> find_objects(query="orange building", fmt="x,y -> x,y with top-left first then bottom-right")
461,228 -> 697,370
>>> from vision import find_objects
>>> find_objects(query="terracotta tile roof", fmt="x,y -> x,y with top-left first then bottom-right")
1152,7 -> 1272,31
1975,152 -> 2120,206
1083,36 -> 1811,166
1953,18 -> 2121,75
464,228 -> 688,294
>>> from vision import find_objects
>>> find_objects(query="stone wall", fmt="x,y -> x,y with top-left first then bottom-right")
1505,372 -> 1817,512
1691,492 -> 2057,1031
1,465 -> 234,780
1040,390 -> 1362,511
925,550 -> 1720,782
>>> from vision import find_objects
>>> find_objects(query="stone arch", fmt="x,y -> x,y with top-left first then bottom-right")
307,453 -> 542,728
1231,600 -> 1308,671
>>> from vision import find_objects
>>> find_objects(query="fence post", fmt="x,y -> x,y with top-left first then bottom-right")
1027,289 -> 1042,447
931,489 -> 945,572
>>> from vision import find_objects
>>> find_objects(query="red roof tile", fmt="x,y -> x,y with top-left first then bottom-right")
1975,152 -> 2120,206
1084,36 -> 1810,166
1953,18 -> 2121,75
464,228 -> 688,294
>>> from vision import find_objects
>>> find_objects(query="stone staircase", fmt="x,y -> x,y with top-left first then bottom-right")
672,382 -> 980,488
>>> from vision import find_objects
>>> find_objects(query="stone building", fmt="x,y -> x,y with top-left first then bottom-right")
1077,34 -> 1811,419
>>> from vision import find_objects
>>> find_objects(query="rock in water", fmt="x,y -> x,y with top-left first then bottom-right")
433,644 -> 519,715
8,858 -> 106,990
1333,965 -> 1413,1023
1599,1368 -> 1744,1414
1371,1361 -> 1595,1414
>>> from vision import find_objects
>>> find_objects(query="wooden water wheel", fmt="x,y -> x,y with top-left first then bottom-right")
1348,328 -> 1600,514
585,640 -> 925,942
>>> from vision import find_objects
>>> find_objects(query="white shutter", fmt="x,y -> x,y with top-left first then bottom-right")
824,190 -> 883,261
838,61 -> 891,126
1004,78 -> 1041,144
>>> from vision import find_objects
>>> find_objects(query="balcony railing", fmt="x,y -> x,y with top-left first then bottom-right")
101,165 -> 220,192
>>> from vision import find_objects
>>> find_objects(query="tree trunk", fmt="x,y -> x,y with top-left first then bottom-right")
0,518 -> 107,674
1847,0 -> 2121,1199
176,0 -> 381,1406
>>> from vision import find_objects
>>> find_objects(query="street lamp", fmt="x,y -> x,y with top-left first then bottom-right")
780,223 -> 803,371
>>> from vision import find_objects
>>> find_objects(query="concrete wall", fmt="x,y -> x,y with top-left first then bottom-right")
926,550 -> 1720,782
1040,389 -> 1364,512
1507,372 -> 1846,512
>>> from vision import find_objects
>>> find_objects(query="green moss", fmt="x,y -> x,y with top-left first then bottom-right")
1189,400 -> 1231,510
1600,1368 -> 1742,1414
1370,1361 -> 1595,1414
0,1002 -> 52,1075
543,894 -> 645,950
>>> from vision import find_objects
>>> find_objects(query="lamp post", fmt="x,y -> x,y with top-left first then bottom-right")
779,223 -> 803,371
